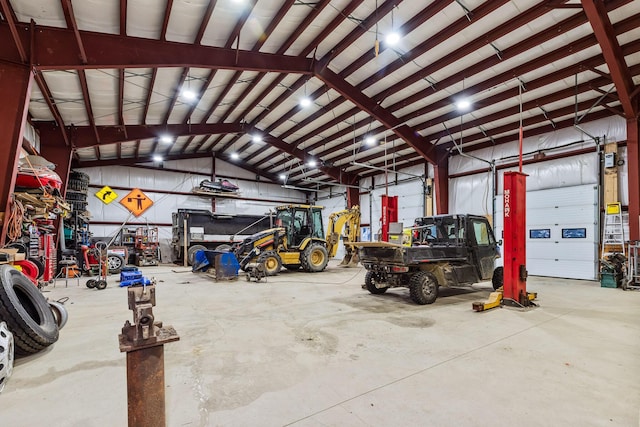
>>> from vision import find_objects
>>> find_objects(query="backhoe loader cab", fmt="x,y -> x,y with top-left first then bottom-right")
274,205 -> 324,247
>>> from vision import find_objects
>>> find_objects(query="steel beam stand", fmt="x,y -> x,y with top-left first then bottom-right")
119,284 -> 179,427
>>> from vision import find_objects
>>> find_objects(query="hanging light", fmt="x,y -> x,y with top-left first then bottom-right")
160,135 -> 173,144
153,155 -> 163,162
252,135 -> 263,143
365,136 -> 376,146
455,99 -> 471,111
307,159 -> 317,168
230,152 -> 240,160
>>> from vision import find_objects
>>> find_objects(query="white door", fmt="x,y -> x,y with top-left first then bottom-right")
494,184 -> 598,280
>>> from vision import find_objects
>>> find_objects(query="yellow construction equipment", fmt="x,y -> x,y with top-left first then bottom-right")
233,204 -> 361,275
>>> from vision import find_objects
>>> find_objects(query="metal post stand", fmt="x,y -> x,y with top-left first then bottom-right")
119,284 -> 179,427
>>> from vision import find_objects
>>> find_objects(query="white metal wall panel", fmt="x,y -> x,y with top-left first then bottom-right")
494,184 -> 598,280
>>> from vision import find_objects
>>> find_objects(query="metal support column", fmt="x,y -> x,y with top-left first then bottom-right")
627,116 -> 639,241
433,149 -> 449,215
119,284 -> 179,427
346,184 -> 359,209
0,63 -> 33,245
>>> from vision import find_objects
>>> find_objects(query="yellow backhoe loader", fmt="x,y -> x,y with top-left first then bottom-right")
232,204 -> 360,275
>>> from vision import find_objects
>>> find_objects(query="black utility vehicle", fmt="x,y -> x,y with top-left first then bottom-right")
355,214 -> 503,305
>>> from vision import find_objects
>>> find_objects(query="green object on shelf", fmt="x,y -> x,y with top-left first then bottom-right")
600,272 -> 618,288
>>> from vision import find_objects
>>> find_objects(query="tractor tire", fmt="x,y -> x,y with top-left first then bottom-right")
409,271 -> 439,305
300,243 -> 329,272
107,254 -> 125,274
365,271 -> 388,294
257,251 -> 282,276
0,265 -> 59,355
492,266 -> 504,290
48,301 -> 69,329
284,264 -> 301,271
187,245 -> 207,266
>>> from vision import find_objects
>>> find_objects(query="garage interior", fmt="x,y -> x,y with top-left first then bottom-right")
0,0 -> 639,426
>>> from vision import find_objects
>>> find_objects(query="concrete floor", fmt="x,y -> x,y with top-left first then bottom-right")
1,261 -> 639,426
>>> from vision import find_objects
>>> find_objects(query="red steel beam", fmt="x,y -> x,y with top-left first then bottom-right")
60,0 -> 87,63
315,65 -> 435,162
194,0 -> 217,45
0,63 -> 32,245
0,0 -> 26,62
120,0 -> 127,36
0,24 -> 315,73
35,122 -> 243,148
160,0 -> 173,41
581,0 -> 637,118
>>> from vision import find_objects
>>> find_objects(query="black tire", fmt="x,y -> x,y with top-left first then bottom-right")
95,280 -> 107,290
409,271 -> 439,305
365,271 -> 388,294
0,266 -> 59,355
86,279 -> 97,289
492,266 -> 504,290
107,254 -> 125,274
284,264 -> 301,271
187,245 -> 207,266
300,243 -> 329,272
257,251 -> 282,276
48,301 -> 68,329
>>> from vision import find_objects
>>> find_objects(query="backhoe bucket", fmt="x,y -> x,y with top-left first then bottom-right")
339,251 -> 359,267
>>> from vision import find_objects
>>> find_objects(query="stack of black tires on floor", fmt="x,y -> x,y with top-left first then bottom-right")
0,265 -> 67,392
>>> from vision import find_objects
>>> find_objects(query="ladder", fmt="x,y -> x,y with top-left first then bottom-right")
601,202 -> 625,258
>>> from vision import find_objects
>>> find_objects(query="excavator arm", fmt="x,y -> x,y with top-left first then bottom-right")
326,205 -> 361,266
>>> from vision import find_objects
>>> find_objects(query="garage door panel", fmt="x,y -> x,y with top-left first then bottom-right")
526,259 -> 596,280
494,184 -> 598,280
527,241 -> 597,260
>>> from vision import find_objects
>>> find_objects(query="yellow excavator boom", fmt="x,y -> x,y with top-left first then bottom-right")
326,205 -> 361,266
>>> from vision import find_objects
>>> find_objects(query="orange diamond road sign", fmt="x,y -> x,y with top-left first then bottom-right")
120,188 -> 153,217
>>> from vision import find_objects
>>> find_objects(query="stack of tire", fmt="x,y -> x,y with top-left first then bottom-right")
66,171 -> 90,214
0,265 -> 66,375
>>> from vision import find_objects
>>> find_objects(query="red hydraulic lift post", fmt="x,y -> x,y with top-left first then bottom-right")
380,195 -> 398,242
502,171 -> 531,307
0,63 -> 33,246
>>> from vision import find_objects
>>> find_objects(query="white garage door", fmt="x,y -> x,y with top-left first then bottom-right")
494,184 -> 598,280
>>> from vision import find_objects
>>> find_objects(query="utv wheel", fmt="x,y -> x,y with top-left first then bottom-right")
257,251 -> 282,276
492,266 -> 504,290
365,271 -> 388,294
301,243 -> 329,272
409,271 -> 438,305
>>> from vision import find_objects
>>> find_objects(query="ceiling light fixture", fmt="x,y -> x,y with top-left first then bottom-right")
252,135 -> 263,143
300,97 -> 312,108
307,159 -> 317,168
153,155 -> 163,162
181,89 -> 197,102
456,99 -> 471,111
160,135 -> 173,144
279,174 -> 287,181
230,152 -> 240,160
365,136 -> 376,146
385,32 -> 400,46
